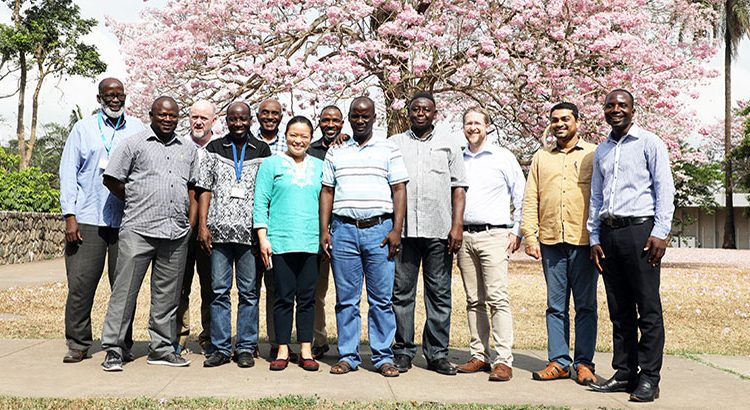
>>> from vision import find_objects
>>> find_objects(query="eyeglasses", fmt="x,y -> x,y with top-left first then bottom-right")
100,93 -> 127,101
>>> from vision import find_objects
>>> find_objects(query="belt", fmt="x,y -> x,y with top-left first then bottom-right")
463,224 -> 513,233
601,216 -> 653,229
337,213 -> 392,229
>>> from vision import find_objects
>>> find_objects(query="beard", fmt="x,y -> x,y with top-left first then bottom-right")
191,128 -> 207,140
101,103 -> 124,119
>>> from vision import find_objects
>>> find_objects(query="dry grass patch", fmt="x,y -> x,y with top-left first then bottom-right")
0,260 -> 747,356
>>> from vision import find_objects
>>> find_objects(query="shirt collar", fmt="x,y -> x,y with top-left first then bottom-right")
146,131 -> 181,146
406,127 -> 435,142
463,141 -> 497,157
551,137 -> 586,153
101,113 -> 127,130
607,123 -> 642,144
222,132 -> 257,149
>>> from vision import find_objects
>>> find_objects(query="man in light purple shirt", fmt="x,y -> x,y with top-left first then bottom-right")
587,89 -> 675,402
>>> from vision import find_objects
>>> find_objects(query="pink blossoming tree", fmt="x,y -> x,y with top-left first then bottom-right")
109,0 -> 719,162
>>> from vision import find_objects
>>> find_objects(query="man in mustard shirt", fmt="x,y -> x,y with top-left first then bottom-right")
521,102 -> 598,386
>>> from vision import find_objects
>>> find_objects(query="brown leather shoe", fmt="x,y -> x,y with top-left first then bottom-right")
456,357 -> 491,373
532,361 -> 570,381
63,348 -> 87,363
575,364 -> 596,385
489,363 -> 512,381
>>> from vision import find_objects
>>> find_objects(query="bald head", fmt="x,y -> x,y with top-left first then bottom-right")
257,98 -> 283,138
149,96 -> 179,139
97,78 -> 126,119
98,78 -> 123,94
227,101 -> 252,140
189,100 -> 217,143
348,96 -> 376,141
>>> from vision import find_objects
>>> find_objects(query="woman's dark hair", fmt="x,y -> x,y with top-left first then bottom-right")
285,115 -> 314,136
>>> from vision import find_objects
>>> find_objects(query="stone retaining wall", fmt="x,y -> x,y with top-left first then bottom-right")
0,212 -> 65,265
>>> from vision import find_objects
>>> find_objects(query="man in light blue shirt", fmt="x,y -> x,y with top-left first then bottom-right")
59,77 -> 145,363
587,89 -> 675,402
319,96 -> 408,377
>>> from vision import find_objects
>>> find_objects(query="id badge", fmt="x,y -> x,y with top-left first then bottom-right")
230,186 -> 245,199
98,158 -> 109,170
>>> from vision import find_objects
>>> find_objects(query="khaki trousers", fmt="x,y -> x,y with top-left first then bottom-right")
312,256 -> 331,347
456,228 -> 513,366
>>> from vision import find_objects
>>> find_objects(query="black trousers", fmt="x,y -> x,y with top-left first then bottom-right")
272,252 -> 319,344
600,219 -> 664,383
64,223 -> 132,351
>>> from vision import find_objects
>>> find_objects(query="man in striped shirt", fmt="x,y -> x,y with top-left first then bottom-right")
319,96 -> 408,377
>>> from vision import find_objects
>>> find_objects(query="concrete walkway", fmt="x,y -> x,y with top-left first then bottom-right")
1,257 -> 748,408
0,339 -> 747,408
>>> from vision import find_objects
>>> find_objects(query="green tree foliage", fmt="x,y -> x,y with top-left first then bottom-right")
732,103 -> 750,193
0,146 -> 59,213
0,0 -> 105,170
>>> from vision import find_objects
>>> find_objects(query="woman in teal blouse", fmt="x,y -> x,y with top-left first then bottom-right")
253,116 -> 323,371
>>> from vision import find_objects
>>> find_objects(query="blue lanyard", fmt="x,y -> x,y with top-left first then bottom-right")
231,142 -> 247,184
97,112 -> 123,155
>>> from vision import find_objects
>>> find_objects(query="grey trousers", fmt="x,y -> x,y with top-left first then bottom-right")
393,237 -> 453,362
64,223 -> 133,351
101,229 -> 190,358
176,228 -> 212,349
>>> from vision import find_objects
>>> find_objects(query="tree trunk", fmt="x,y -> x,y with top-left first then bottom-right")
722,0 -> 737,249
15,53 -> 27,170
13,0 -> 27,171
24,65 -> 45,169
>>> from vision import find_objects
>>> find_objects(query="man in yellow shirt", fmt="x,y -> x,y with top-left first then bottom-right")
521,102 -> 598,386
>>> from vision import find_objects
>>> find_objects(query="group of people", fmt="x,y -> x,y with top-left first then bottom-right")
59,77 -> 674,403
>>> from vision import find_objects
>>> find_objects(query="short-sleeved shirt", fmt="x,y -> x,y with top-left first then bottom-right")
104,128 -> 198,240
253,154 -> 323,254
389,129 -> 468,238
195,134 -> 271,245
322,136 -> 409,219
59,113 -> 146,228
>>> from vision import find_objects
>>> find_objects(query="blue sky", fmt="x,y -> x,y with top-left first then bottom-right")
0,1 -> 748,143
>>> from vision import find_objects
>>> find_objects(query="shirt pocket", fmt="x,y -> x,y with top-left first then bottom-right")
430,148 -> 449,174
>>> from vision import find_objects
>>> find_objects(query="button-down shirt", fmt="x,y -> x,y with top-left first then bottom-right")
389,129 -> 467,238
463,142 -> 525,237
521,139 -> 596,246
254,130 -> 287,154
322,136 -> 409,219
59,113 -> 146,227
104,128 -> 198,240
587,124 -> 675,245
195,134 -> 271,245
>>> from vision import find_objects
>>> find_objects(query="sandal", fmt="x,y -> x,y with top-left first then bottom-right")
379,363 -> 400,378
299,357 -> 320,372
329,360 -> 356,374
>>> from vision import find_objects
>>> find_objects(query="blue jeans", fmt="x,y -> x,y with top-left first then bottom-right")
210,243 -> 258,356
540,243 -> 598,369
330,217 -> 396,369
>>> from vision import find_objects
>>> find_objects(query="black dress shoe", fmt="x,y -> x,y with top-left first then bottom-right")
427,358 -> 457,376
630,379 -> 659,402
589,376 -> 637,393
393,354 -> 412,373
